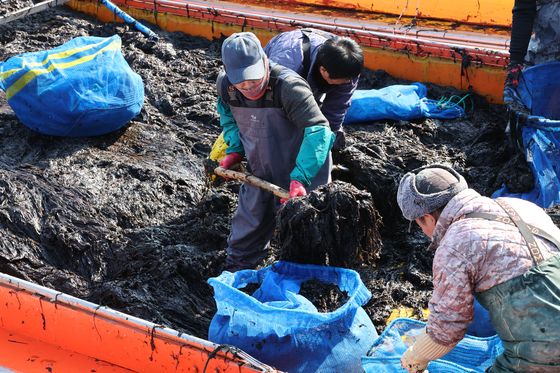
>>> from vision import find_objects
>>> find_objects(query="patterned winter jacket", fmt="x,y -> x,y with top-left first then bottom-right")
426,188 -> 560,346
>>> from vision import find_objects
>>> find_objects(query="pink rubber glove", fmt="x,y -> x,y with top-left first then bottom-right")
280,180 -> 307,204
219,152 -> 243,169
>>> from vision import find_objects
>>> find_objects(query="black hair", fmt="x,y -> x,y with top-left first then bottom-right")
316,36 -> 364,79
417,208 -> 443,223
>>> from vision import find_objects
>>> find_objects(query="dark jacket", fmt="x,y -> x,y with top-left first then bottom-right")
264,29 -> 358,132
510,0 -> 560,65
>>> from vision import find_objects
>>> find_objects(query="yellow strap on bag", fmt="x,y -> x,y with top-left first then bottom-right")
2,37 -> 121,100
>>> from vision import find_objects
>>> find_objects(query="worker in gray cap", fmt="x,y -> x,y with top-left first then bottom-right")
216,32 -> 334,271
396,164 -> 560,373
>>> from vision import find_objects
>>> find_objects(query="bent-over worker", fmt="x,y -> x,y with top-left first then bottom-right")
264,28 -> 363,150
396,164 -> 560,373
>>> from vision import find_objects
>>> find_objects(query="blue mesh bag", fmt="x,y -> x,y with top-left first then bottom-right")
0,35 -> 144,137
362,318 -> 503,373
208,261 -> 378,373
343,83 -> 465,124
493,62 -> 560,207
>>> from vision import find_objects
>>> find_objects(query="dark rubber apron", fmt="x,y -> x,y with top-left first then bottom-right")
225,86 -> 331,270
526,0 -> 560,65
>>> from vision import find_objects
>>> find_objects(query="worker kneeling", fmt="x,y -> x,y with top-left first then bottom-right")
396,164 -> 560,373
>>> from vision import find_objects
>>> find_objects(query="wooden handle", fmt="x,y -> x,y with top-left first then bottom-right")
214,167 -> 291,200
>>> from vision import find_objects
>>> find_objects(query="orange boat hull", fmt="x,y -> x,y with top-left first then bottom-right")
270,0 -> 514,27
0,273 -> 279,372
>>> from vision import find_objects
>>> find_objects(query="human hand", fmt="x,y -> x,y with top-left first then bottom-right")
503,63 -> 531,119
503,63 -> 523,104
505,63 -> 522,89
280,180 -> 307,203
401,347 -> 429,373
219,152 -> 243,170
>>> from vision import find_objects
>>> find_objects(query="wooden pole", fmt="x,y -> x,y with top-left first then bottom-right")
214,167 -> 291,200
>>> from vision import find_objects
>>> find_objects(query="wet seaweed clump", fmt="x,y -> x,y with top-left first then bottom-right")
299,279 -> 349,313
276,181 -> 382,267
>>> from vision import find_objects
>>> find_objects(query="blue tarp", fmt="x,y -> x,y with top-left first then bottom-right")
362,318 -> 503,373
466,298 -> 496,338
343,82 -> 465,124
0,35 -> 144,137
493,62 -> 560,207
208,261 -> 378,373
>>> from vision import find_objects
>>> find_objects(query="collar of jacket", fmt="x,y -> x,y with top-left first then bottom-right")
428,188 -> 481,250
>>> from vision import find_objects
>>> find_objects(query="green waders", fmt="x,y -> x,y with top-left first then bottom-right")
467,199 -> 560,372
478,255 -> 560,372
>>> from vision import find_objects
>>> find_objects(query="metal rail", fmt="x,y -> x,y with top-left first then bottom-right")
112,0 -> 509,67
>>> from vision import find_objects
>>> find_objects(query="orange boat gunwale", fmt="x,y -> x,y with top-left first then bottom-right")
0,272 -> 280,372
68,0 -> 509,103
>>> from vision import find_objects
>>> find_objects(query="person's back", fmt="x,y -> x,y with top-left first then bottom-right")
396,165 -> 560,373
264,29 -> 363,149
264,28 -> 333,80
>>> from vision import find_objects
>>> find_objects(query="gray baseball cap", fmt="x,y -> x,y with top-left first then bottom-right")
397,164 -> 468,221
221,32 -> 266,84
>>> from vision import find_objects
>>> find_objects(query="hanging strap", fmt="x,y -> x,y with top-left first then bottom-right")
463,199 -> 556,264
300,29 -> 312,79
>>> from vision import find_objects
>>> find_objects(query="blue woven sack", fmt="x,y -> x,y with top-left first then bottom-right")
343,83 -> 464,124
493,62 -> 560,207
362,318 -> 503,373
208,261 -> 378,373
516,61 -> 560,120
0,35 -> 144,136
466,298 -> 496,338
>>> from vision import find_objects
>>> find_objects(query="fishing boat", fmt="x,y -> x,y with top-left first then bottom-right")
0,271 -> 278,371
0,1 -> 514,371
